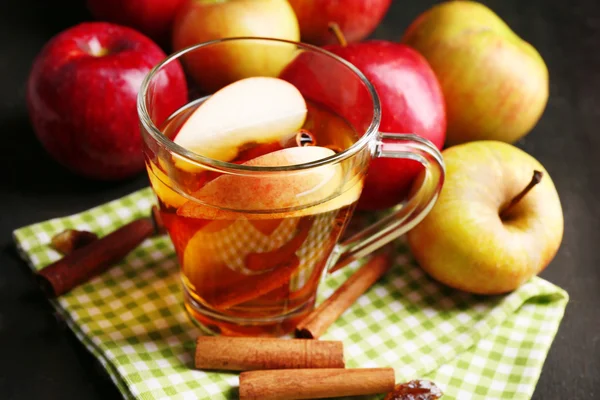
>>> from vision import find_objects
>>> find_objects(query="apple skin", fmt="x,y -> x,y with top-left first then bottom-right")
86,0 -> 186,46
280,41 -> 446,210
323,41 -> 446,210
287,0 -> 391,45
26,22 -> 188,180
172,0 -> 300,93
402,1 -> 549,146
407,141 -> 564,295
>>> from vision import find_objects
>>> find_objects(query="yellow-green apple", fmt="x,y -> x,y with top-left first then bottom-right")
402,1 -> 549,146
288,0 -> 391,45
281,30 -> 446,210
26,22 -> 187,180
407,141 -> 563,294
172,0 -> 300,92
86,0 -> 186,46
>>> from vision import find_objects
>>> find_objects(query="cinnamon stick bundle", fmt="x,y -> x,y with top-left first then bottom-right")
295,253 -> 392,339
239,368 -> 396,400
195,337 -> 345,371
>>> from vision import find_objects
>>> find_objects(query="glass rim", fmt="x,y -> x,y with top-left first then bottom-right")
137,37 -> 382,173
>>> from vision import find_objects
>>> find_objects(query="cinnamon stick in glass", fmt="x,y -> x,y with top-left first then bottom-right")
295,253 -> 392,339
239,368 -> 396,400
195,337 -> 345,371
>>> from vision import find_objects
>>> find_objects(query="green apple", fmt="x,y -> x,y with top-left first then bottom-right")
172,0 -> 300,92
402,1 -> 549,146
407,141 -> 563,295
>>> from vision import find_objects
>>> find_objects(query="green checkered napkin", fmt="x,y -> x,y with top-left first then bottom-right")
13,187 -> 568,400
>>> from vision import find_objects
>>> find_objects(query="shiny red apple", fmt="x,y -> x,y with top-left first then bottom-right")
328,41 -> 446,210
288,0 -> 392,45
26,22 -> 188,180
282,40 -> 446,210
86,0 -> 186,46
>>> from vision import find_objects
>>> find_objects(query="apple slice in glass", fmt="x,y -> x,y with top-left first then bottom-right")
170,75 -> 362,218
146,161 -> 188,209
177,146 -> 344,218
173,76 -> 308,171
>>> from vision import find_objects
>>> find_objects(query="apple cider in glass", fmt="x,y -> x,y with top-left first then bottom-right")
140,38 -> 445,337
146,94 -> 363,336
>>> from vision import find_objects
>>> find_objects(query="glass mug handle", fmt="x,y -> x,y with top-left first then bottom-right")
328,133 -> 445,273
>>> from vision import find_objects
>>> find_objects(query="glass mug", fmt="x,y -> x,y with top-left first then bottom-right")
138,38 -> 445,336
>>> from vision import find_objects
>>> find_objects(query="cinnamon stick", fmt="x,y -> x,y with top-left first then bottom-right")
239,368 -> 396,400
36,206 -> 165,297
195,337 -> 345,371
295,253 -> 392,339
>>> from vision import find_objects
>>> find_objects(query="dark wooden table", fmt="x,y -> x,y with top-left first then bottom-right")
1,0 -> 598,399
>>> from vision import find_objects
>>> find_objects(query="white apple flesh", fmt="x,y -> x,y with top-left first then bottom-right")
407,141 -> 564,295
174,77 -> 307,162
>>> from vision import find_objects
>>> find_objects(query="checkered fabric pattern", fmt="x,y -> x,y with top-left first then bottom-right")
180,210 -> 335,291
13,187 -> 568,400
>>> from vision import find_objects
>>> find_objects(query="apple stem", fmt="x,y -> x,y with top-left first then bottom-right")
500,170 -> 544,218
328,22 -> 348,47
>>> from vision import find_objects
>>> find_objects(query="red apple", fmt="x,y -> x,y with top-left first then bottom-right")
86,0 -> 186,46
281,40 -> 446,210
26,22 -> 188,180
288,0 -> 392,45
